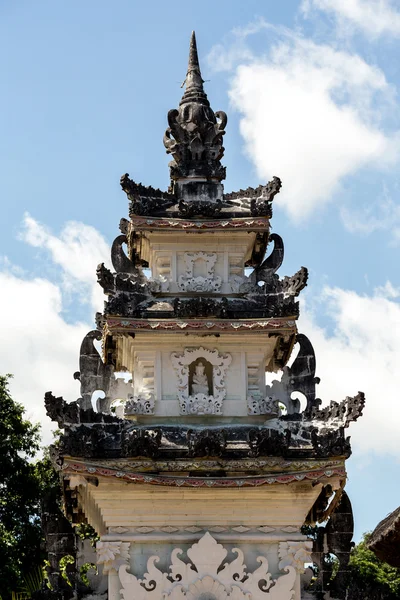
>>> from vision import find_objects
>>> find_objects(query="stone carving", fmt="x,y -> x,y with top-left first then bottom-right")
248,428 -> 291,457
73,330 -> 134,413
124,393 -> 155,415
178,251 -> 221,292
171,347 -> 232,415
280,267 -> 308,298
310,392 -> 365,428
224,177 -> 282,218
191,362 -> 210,395
120,174 -> 174,216
74,330 -> 113,412
122,428 -> 162,458
250,233 -> 284,284
247,395 -> 279,416
178,199 -> 223,218
187,429 -> 227,457
60,423 -> 122,458
44,392 -> 79,428
111,234 -> 137,275
266,334 -> 320,416
311,428 -> 351,458
96,263 -> 114,295
310,491 -> 354,599
96,541 -> 130,574
173,297 -> 228,318
119,532 -> 296,600
278,541 -> 313,573
163,33 -> 227,183
250,177 -> 282,217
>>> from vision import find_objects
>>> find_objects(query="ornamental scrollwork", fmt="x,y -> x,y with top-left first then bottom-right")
178,251 -> 222,293
119,532 -> 296,600
96,541 -> 130,574
124,393 -> 155,416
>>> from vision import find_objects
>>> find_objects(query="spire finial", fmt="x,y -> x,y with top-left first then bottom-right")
188,31 -> 200,74
164,32 -> 227,187
180,30 -> 209,106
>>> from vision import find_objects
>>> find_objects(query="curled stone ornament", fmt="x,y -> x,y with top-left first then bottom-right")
119,532 -> 296,600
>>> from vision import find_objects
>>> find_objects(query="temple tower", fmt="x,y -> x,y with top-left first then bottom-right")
46,32 -> 365,600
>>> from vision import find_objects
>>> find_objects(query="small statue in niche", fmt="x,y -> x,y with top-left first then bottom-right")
189,359 -> 213,396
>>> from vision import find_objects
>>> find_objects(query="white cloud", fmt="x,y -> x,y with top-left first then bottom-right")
0,269 -> 88,446
0,217 -> 111,446
20,214 -> 110,312
210,25 -> 398,221
340,185 -> 400,243
300,283 -> 400,456
302,0 -> 400,38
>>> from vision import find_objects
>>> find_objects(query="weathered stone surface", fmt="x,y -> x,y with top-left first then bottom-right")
310,491 -> 355,599
187,428 -> 227,457
163,32 -> 227,186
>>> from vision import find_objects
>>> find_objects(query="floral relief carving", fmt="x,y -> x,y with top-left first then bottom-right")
247,395 -> 279,416
124,393 -> 155,415
119,532 -> 296,600
96,541 -> 130,574
178,252 -> 222,292
171,347 -> 232,415
278,541 -> 313,574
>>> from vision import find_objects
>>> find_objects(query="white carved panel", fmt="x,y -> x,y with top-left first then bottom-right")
119,532 -> 297,600
278,541 -> 313,573
96,541 -> 130,574
248,395 -> 279,416
125,351 -> 156,416
171,347 -> 232,415
178,252 -> 222,292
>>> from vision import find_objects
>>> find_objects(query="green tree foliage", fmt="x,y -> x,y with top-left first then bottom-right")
350,533 -> 400,597
0,375 -> 59,600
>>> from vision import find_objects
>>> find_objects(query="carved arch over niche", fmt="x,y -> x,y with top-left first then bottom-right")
171,347 -> 232,415
118,532 -> 297,600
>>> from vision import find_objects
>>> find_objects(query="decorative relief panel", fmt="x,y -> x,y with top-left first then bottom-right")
125,394 -> 155,415
119,532 -> 296,600
96,541 -> 130,574
278,541 -> 313,574
178,252 -> 222,292
248,395 -> 279,416
171,347 -> 232,415
125,351 -> 156,416
152,254 -> 171,291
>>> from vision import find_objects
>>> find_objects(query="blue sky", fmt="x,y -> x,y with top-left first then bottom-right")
1,0 -> 400,542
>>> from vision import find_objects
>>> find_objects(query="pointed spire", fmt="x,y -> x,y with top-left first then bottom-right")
164,32 -> 227,186
180,31 -> 209,107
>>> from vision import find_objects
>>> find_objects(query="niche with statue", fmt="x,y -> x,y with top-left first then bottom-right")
171,347 -> 232,415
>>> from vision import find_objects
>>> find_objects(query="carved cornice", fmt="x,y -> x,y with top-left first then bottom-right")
130,216 -> 270,231
62,461 -> 346,487
66,456 -> 344,474
107,524 -> 301,535
105,317 -> 296,332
